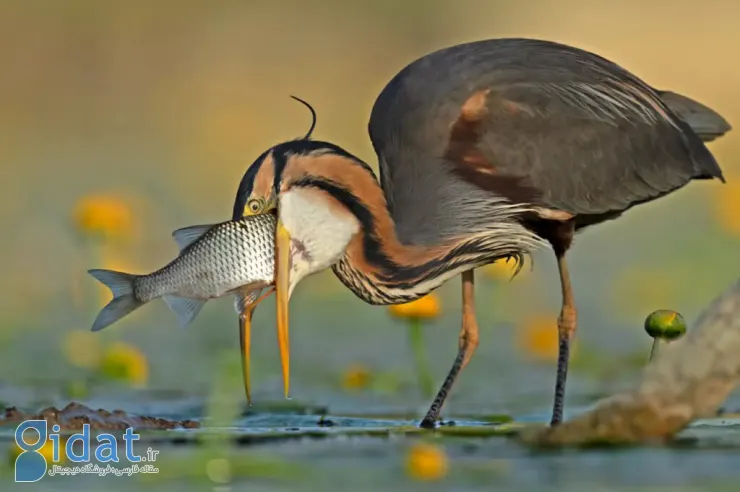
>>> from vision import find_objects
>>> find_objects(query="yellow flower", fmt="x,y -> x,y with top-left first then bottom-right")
715,180 -> 740,235
517,315 -> 577,362
388,294 -> 441,320
100,342 -> 149,387
342,364 -> 372,391
405,442 -> 448,481
63,330 -> 102,368
72,193 -> 133,241
483,257 -> 521,281
8,437 -> 67,465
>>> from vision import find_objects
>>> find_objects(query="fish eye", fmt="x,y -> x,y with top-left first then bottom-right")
246,198 -> 263,215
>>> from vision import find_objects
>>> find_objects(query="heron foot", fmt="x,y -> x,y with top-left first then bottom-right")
419,347 -> 463,428
418,270 -> 479,428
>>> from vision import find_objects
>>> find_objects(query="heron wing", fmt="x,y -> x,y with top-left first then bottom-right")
449,80 -> 723,216
368,39 -> 724,244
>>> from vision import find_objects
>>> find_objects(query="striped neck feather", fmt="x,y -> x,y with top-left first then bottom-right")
292,176 -> 537,305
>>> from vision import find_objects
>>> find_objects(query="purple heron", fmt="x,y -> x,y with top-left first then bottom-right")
232,38 -> 730,427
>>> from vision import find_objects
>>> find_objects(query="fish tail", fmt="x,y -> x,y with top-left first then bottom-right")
87,269 -> 145,332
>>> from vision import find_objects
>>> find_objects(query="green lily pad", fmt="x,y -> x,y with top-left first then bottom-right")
434,422 -> 527,437
474,414 -> 515,424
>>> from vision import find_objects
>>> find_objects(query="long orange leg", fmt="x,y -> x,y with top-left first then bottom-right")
420,269 -> 480,428
238,287 -> 275,406
550,252 -> 577,426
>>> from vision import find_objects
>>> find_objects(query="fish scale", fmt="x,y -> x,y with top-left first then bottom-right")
87,213 -> 277,332
138,217 -> 275,301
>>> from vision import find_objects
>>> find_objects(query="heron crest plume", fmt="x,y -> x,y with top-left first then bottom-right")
289,95 -> 317,140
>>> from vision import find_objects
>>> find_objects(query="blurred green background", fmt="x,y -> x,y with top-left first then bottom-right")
1,1 -> 739,490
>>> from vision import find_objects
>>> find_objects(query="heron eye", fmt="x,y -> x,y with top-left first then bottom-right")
246,199 -> 263,215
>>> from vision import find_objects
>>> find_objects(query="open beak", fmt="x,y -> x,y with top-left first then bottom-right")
236,288 -> 275,406
238,308 -> 253,406
275,218 -> 292,399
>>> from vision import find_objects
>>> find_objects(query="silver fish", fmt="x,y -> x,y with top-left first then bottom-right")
88,213 -> 277,332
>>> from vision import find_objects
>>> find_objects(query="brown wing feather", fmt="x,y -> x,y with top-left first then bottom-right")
448,81 -> 720,216
369,39 -> 725,244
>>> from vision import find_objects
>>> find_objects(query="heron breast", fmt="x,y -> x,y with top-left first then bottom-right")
280,186 -> 361,278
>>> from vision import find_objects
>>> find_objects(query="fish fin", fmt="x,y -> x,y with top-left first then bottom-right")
234,289 -> 261,315
88,269 -> 144,332
171,224 -> 216,252
162,295 -> 206,328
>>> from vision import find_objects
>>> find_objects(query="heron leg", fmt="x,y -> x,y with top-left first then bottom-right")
419,270 -> 479,429
551,251 -> 577,426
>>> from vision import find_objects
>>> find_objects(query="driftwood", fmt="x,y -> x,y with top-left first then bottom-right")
522,279 -> 740,446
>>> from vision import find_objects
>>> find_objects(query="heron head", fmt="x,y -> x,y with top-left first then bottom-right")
233,112 -> 378,398
233,96 -> 318,220
234,139 -> 371,293
233,96 -> 373,297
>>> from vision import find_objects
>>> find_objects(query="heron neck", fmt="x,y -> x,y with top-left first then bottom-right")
287,152 -> 526,304
324,181 -> 520,305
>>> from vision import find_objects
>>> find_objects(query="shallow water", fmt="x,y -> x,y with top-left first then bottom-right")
2,389 -> 740,491
3,257 -> 740,490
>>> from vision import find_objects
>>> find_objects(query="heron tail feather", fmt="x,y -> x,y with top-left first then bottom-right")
660,90 -> 732,143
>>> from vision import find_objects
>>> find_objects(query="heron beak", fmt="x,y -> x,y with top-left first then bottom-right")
275,218 -> 291,399
238,309 -> 253,406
